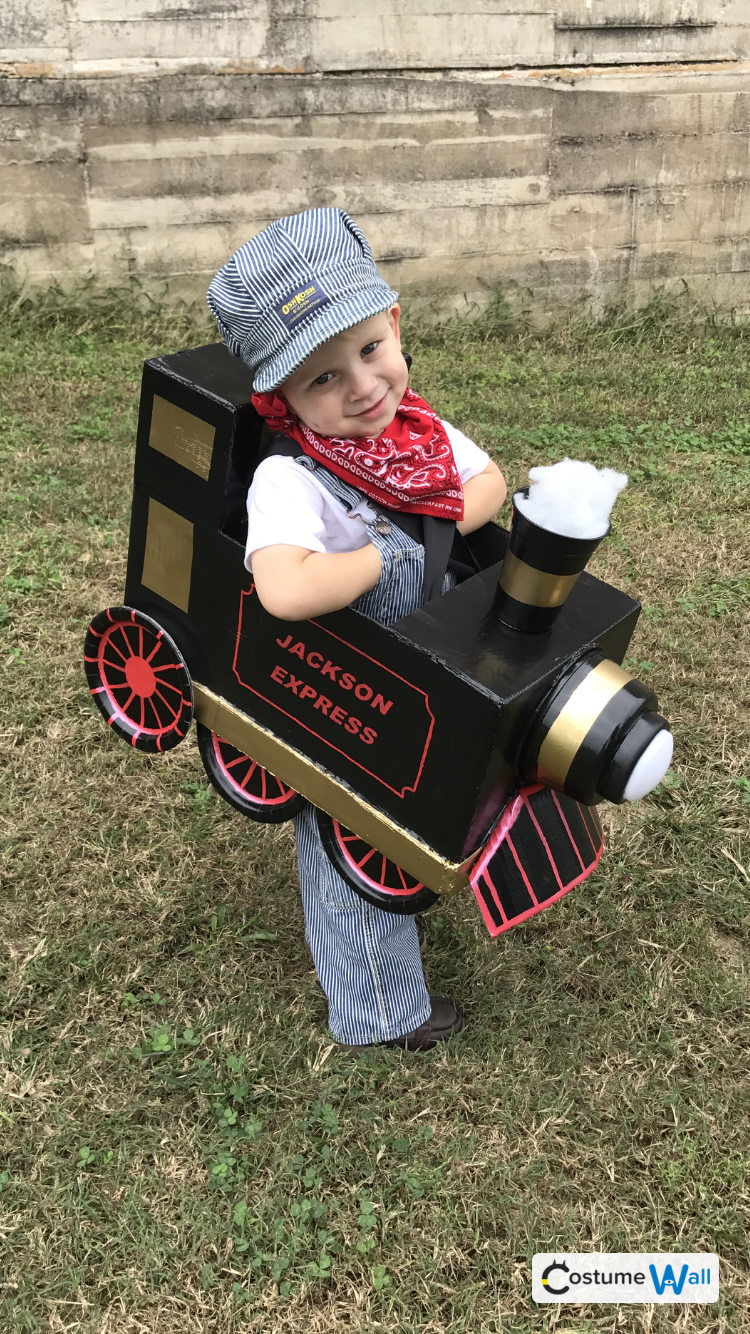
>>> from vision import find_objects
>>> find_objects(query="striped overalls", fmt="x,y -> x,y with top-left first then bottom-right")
292,457 -> 454,1046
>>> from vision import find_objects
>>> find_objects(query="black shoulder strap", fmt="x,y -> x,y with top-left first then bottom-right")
421,516 -> 457,602
260,431 -> 304,464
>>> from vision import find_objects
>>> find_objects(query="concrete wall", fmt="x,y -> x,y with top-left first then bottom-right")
2,2 -> 750,313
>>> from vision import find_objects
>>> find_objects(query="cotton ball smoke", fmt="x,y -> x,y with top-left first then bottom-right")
515,458 -> 628,540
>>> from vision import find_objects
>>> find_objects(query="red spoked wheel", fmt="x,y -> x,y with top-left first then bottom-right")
84,607 -> 193,752
315,809 -> 439,915
197,722 -> 305,823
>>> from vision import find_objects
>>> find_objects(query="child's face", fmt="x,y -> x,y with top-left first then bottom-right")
280,306 -> 408,438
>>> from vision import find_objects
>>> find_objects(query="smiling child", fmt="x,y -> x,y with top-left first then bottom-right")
208,208 -> 506,1051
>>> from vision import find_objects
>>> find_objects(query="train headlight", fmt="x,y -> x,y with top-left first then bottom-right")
521,649 -> 673,805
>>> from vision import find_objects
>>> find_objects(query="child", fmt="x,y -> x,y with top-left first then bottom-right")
208,208 -> 507,1051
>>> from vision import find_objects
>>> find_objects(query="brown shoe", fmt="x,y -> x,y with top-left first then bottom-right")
341,995 -> 464,1053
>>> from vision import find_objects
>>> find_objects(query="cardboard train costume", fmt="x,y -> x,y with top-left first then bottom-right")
84,342 -> 673,937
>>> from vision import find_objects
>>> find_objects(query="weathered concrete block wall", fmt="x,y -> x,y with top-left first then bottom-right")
2,1 -> 750,313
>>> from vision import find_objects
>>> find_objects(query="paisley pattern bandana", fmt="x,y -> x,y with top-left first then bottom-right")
251,385 -> 464,520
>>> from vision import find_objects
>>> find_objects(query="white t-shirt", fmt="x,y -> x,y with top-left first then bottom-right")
245,420 -> 489,571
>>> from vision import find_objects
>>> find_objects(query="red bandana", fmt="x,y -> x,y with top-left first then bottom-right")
251,386 -> 464,521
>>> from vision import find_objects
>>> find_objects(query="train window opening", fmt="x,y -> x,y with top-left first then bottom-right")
217,402 -> 510,571
219,411 -> 269,547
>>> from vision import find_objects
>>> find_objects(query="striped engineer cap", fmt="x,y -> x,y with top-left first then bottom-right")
207,208 -> 398,392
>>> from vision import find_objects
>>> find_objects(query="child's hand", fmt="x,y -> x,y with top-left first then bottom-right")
252,542 -> 382,621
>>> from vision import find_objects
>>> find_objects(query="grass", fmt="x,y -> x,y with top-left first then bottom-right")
1,280 -> 749,1333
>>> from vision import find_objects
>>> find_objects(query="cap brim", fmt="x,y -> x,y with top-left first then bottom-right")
250,283 -> 399,392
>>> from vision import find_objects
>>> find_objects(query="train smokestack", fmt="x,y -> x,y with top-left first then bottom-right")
493,491 -> 608,632
494,460 -> 628,634
492,461 -> 673,804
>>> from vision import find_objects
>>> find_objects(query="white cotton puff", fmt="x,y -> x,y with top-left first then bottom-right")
515,458 -> 628,540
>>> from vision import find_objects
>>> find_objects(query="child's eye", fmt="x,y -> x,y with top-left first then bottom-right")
312,372 -> 333,385
360,342 -> 378,357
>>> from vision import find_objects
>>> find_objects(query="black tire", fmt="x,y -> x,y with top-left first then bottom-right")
84,606 -> 193,753
315,809 -> 439,915
197,722 -> 305,823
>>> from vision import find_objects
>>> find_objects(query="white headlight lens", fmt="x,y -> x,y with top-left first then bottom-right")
622,729 -> 674,802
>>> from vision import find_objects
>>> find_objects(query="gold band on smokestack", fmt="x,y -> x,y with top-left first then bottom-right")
498,551 -> 582,609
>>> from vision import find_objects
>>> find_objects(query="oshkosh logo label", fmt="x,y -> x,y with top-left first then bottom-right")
274,280 -> 331,332
532,1254 -> 719,1304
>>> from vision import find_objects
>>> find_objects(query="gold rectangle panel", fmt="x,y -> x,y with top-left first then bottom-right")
141,498 -> 193,613
193,683 -> 480,897
148,394 -> 215,480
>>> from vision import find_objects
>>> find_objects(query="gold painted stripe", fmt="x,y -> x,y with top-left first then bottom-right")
141,498 -> 193,613
193,683 -> 479,897
536,659 -> 633,787
498,550 -> 582,608
149,395 -> 215,480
